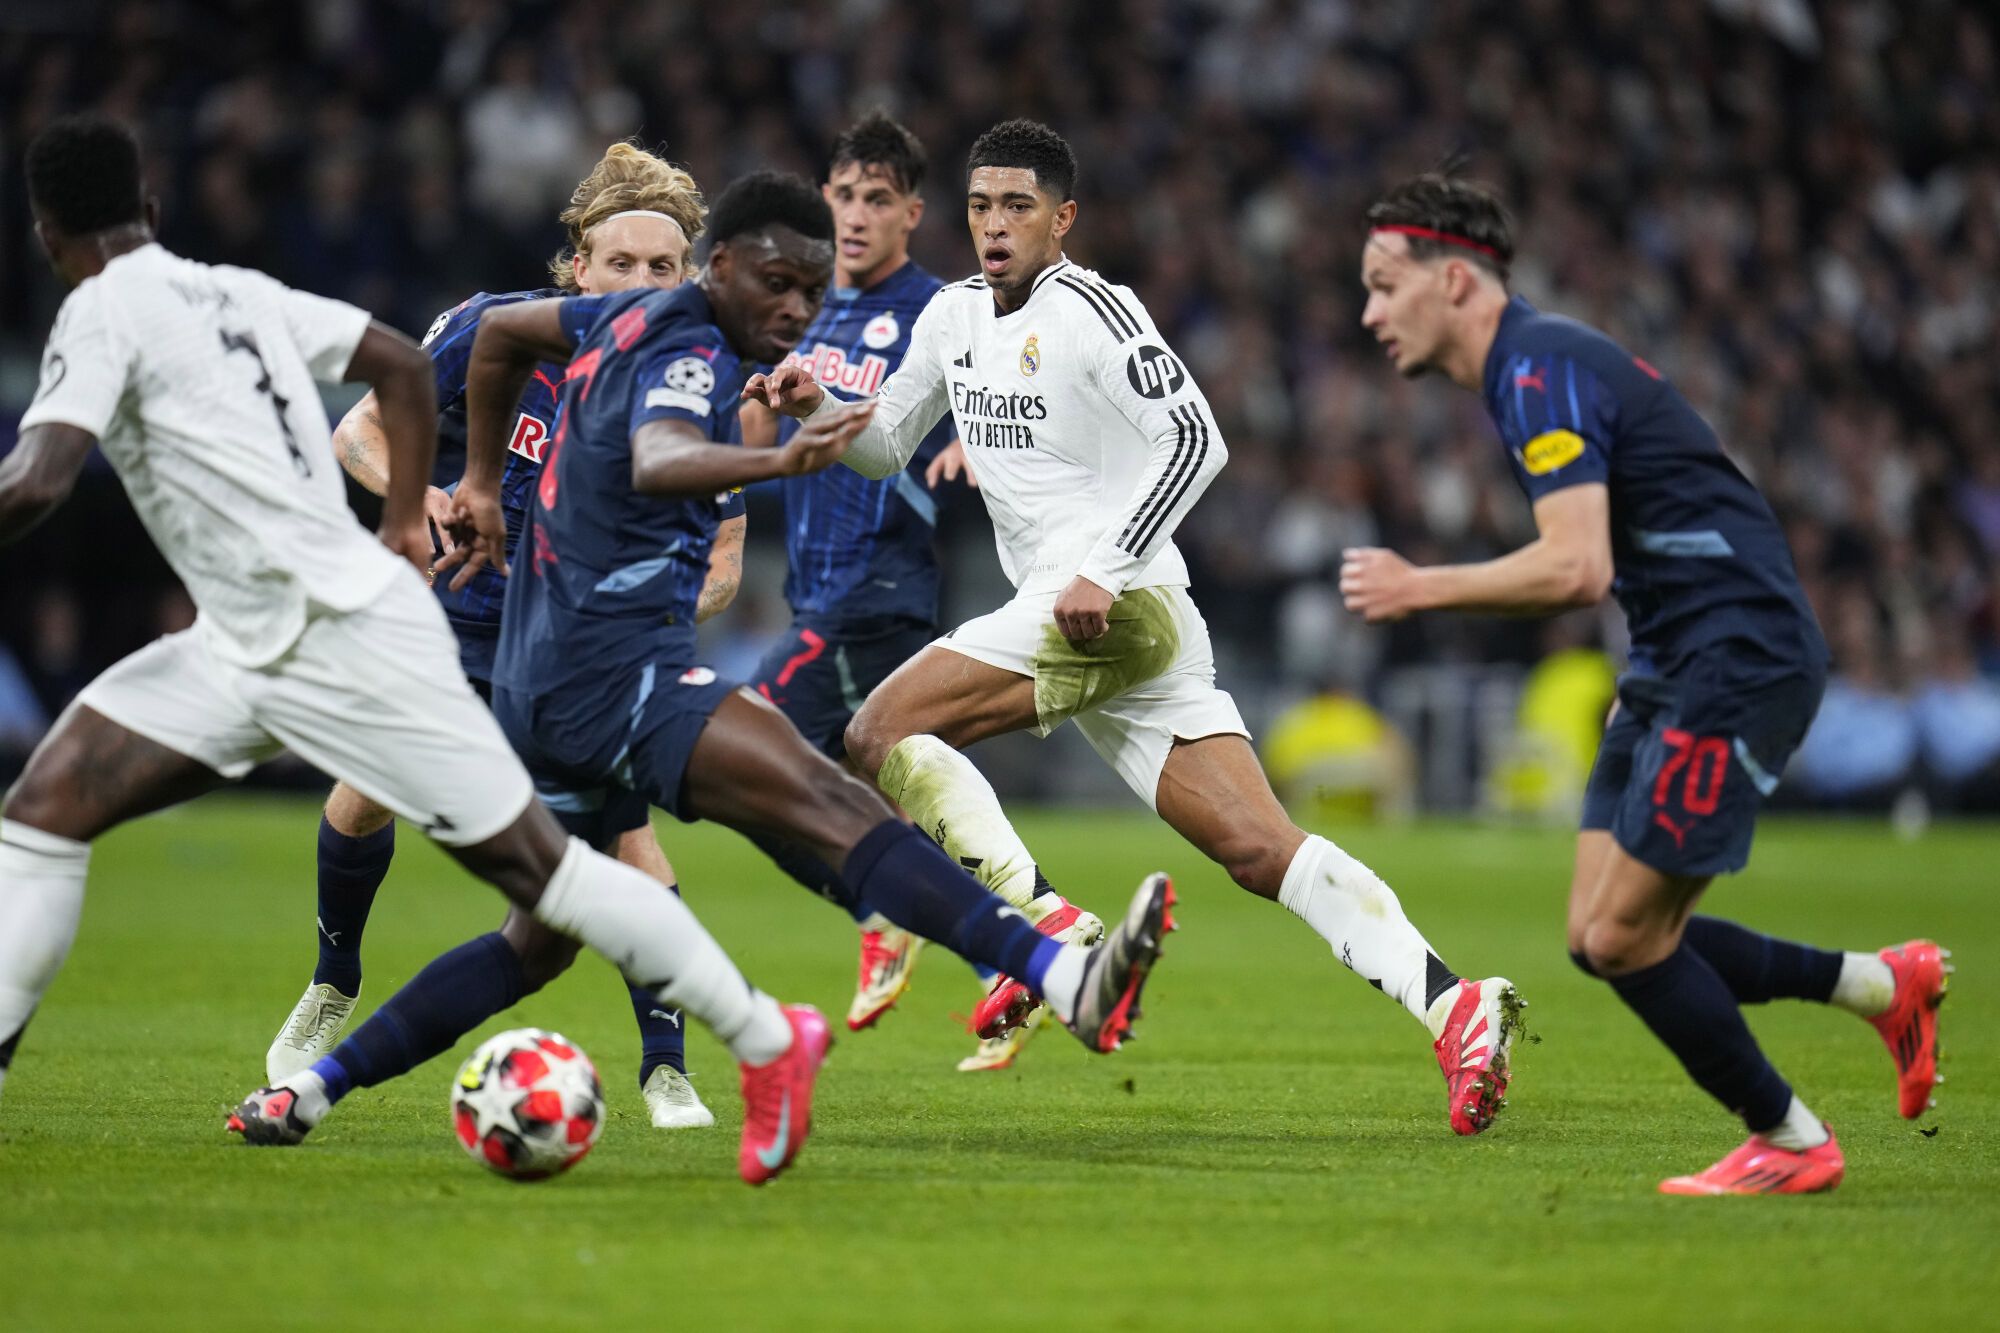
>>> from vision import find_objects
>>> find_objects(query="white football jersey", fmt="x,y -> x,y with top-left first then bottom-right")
20,244 -> 402,667
821,257 -> 1226,596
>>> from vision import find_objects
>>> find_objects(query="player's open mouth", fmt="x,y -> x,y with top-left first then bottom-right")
840,238 -> 868,257
1381,339 -> 1400,360
982,247 -> 1010,272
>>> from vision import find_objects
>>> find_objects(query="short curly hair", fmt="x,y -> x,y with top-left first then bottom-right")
966,119 -> 1077,202
548,142 -> 706,292
707,170 -> 833,247
27,114 -> 146,236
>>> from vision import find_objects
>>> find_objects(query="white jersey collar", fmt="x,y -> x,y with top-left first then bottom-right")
991,255 -> 1073,319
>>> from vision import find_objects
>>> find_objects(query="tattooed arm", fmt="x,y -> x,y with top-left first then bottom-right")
331,389 -> 393,497
332,384 -> 460,560
696,513 -> 746,623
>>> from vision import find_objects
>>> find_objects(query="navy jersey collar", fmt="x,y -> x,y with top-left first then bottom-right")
831,259 -> 923,302
1482,295 -> 1538,402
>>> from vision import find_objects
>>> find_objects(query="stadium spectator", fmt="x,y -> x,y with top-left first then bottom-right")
1,0 -> 1994,812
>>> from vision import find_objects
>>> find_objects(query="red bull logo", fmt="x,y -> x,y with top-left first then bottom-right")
785,343 -> 891,395
508,412 -> 550,464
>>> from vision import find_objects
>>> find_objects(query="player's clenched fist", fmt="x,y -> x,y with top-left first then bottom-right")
1053,575 -> 1114,642
434,485 -> 511,589
742,362 -> 826,419
777,399 -> 876,477
1340,546 -> 1423,623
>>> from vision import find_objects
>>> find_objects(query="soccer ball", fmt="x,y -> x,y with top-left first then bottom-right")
450,1028 -> 604,1180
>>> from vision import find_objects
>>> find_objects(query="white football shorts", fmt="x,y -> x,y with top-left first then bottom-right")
934,583 -> 1249,810
74,570 -> 533,846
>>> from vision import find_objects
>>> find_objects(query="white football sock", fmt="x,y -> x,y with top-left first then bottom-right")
534,837 -> 792,1066
1278,834 -> 1442,1025
278,1069 -> 332,1127
1762,1094 -> 1831,1151
1037,945 -> 1089,1025
877,735 -> 1050,917
1830,952 -> 1896,1017
0,820 -> 91,1086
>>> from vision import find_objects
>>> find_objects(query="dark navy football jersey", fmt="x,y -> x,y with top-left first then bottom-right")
494,283 -> 749,693
774,261 -> 954,627
1482,296 -> 1828,678
419,288 -> 565,672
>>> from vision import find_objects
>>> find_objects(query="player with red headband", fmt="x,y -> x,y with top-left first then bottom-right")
1347,173 -> 1949,1194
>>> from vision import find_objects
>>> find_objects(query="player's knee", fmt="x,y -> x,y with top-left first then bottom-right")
0,780 -> 58,837
0,757 -> 87,841
498,911 -> 580,991
842,706 -> 902,780
324,782 -> 394,838
450,802 -> 571,909
1579,916 -> 1656,978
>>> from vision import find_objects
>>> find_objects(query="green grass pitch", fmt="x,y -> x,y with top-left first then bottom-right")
1,798 -> 1993,1330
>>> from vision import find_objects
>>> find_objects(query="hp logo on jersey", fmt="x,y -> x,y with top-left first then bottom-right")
1126,344 -> 1185,399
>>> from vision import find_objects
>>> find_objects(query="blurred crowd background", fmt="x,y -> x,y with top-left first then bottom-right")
3,0 -> 1997,818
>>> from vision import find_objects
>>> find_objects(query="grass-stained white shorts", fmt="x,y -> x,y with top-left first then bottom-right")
934,584 -> 1248,809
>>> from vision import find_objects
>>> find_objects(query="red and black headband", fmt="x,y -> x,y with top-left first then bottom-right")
1368,223 -> 1502,261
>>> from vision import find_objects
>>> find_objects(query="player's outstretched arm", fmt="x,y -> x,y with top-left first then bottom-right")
1340,483 -> 1613,623
344,322 -> 440,574
0,423 -> 96,548
742,297 -> 952,480
631,400 -> 877,497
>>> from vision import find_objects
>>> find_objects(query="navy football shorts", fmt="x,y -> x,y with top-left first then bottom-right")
491,661 -> 737,850
749,616 -> 938,759
1581,659 -> 1825,878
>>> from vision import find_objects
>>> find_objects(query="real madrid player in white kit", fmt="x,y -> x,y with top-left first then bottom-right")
0,117 -> 831,1184
748,120 -> 1526,1135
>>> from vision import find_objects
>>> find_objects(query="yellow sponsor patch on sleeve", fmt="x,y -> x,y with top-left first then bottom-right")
1520,429 -> 1587,476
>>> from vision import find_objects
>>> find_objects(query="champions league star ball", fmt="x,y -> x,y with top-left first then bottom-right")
450,1028 -> 605,1180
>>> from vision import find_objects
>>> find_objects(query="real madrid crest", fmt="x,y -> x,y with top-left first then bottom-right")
1020,333 -> 1040,377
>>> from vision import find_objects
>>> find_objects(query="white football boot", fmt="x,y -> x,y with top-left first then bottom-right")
265,982 -> 360,1083
643,1065 -> 716,1129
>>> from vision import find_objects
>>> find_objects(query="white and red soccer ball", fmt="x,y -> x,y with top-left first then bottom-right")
450,1028 -> 604,1180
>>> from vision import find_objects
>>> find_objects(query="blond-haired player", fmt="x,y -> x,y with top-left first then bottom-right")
262,142 -> 732,1129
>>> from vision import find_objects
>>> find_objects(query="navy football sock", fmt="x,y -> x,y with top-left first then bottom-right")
314,931 -> 526,1101
842,820 -> 1060,991
629,883 -> 688,1084
1606,941 -> 1794,1133
1680,915 -> 1842,1006
312,816 -> 395,994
